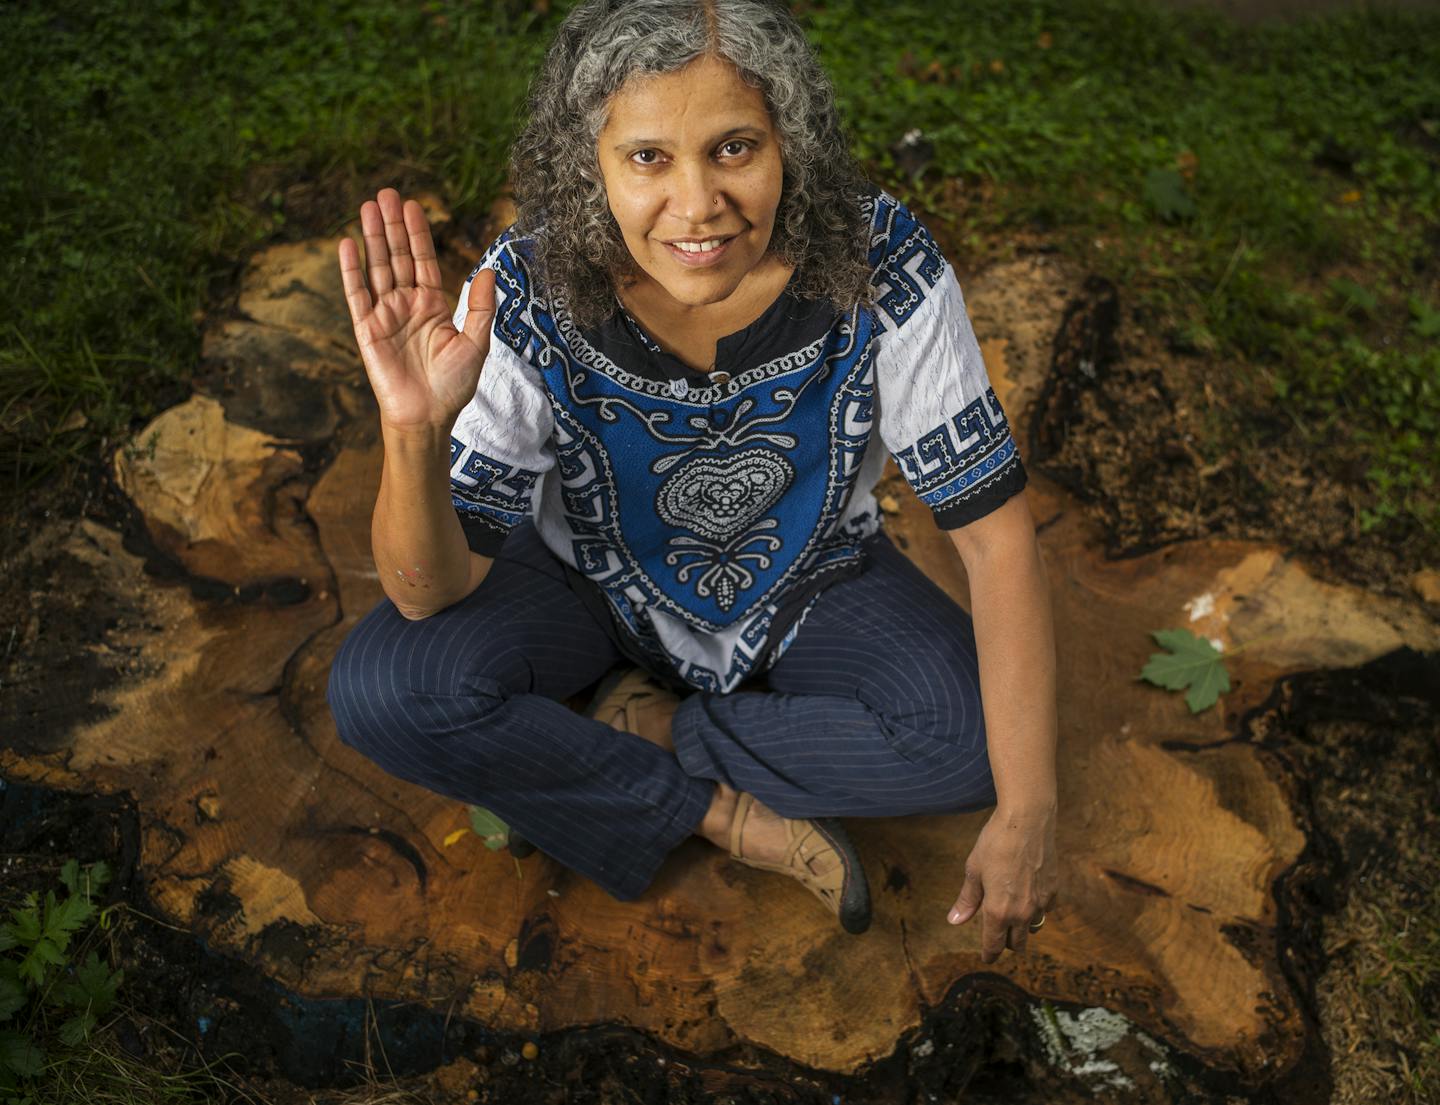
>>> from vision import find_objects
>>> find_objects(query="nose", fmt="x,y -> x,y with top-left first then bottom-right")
669,159 -> 721,226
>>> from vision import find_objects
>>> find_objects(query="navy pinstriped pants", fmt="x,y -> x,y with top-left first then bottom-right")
327,521 -> 996,901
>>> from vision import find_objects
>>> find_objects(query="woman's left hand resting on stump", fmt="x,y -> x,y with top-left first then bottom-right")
941,495 -> 1060,960
949,803 -> 1057,961
337,187 -> 499,618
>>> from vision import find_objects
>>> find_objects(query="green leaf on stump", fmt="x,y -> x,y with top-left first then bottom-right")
467,806 -> 511,851
1140,628 -> 1230,713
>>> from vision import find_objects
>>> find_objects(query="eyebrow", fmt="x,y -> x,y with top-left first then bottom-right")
611,124 -> 769,153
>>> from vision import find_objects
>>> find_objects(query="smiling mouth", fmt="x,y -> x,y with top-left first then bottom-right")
662,235 -> 736,266
670,237 -> 729,252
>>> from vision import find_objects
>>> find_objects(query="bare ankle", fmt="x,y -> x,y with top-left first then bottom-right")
697,782 -> 739,846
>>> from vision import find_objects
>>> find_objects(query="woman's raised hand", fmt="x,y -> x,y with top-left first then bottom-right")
337,188 -> 496,433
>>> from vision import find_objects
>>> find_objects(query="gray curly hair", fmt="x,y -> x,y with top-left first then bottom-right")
509,0 -> 873,327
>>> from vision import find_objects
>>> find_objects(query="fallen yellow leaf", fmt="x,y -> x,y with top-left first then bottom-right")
1339,189 -> 1362,204
443,827 -> 469,847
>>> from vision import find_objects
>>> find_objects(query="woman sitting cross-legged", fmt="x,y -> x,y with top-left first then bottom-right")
328,0 -> 1058,950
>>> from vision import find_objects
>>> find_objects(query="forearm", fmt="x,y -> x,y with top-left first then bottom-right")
952,528 -> 1058,816
373,424 -> 491,619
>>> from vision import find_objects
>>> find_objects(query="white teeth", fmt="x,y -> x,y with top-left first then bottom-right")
674,239 -> 724,253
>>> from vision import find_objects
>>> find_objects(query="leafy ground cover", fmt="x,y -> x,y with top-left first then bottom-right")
1,0 -> 554,499
4,0 -> 1439,576
811,0 -> 1439,557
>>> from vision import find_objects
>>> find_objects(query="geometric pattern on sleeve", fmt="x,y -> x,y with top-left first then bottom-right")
868,208 -> 948,332
448,438 -> 542,532
894,387 -> 1017,511
866,192 -> 1027,529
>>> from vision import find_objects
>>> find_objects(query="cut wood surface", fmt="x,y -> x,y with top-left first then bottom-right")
5,202 -> 1437,1084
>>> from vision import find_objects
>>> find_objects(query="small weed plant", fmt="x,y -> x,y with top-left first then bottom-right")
0,860 -> 122,1100
0,859 -> 245,1104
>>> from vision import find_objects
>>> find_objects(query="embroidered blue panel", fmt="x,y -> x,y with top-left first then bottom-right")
446,192 -> 1027,690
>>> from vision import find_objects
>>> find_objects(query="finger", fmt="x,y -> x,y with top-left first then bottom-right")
337,237 -> 373,327
379,188 -> 415,288
981,911 -> 1007,964
405,199 -> 443,290
949,870 -> 983,925
457,268 -> 498,358
360,198 -> 394,296
1006,922 -> 1028,956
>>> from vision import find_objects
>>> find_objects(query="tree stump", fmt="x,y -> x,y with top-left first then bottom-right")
5,202 -> 1437,1092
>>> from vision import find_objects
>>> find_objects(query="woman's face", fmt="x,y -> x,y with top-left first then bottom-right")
596,53 -> 784,312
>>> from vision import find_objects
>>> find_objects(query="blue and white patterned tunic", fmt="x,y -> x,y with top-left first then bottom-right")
447,191 -> 1027,693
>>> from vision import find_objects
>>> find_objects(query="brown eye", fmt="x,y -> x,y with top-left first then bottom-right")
630,149 -> 661,165
719,140 -> 749,158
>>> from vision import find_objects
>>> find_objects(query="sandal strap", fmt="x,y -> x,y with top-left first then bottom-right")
589,668 -> 676,740
730,799 -> 845,891
791,827 -> 827,869
622,690 -> 662,735
726,798 -> 870,933
784,823 -> 844,888
728,792 -> 756,860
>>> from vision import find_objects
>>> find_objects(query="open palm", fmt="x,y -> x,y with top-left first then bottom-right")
337,188 -> 496,431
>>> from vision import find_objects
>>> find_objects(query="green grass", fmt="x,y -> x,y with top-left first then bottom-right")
1369,887 -> 1440,1100
0,0 -> 556,494
809,0 -> 1440,537
2,0 -> 1438,540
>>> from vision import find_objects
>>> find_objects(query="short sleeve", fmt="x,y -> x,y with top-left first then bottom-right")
868,198 -> 1027,530
448,236 -> 556,556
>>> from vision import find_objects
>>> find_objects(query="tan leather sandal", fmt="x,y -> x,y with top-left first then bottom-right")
585,666 -> 680,752
728,791 -> 872,934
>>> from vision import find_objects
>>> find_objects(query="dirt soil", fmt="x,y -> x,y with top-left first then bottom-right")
1257,651 -> 1440,1105
1024,275 -> 1437,605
